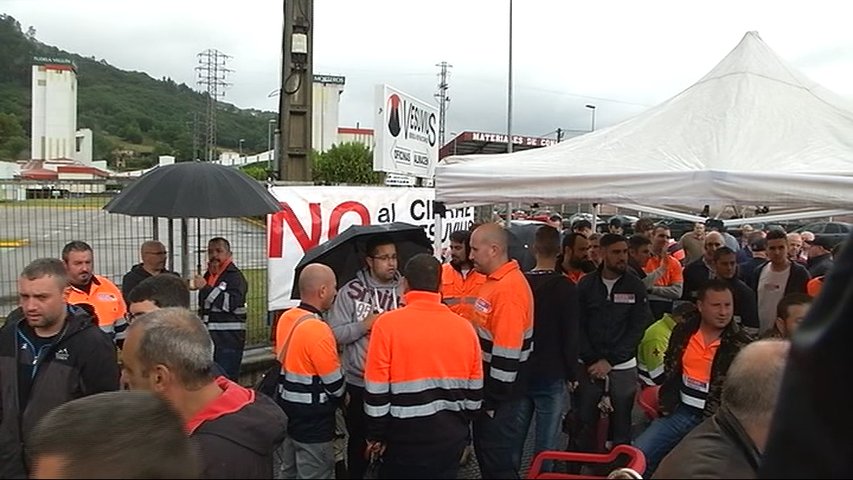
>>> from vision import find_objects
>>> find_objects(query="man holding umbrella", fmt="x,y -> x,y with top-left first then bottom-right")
328,234 -> 402,479
191,237 -> 248,381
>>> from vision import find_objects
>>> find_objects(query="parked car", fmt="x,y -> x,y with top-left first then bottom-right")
657,218 -> 698,240
567,213 -> 607,232
794,222 -> 852,247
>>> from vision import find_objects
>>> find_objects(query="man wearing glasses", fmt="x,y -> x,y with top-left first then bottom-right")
121,241 -> 177,307
328,234 -> 401,479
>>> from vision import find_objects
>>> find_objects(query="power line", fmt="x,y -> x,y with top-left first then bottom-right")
434,61 -> 452,148
196,49 -> 232,162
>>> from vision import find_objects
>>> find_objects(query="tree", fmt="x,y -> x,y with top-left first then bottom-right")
0,112 -> 27,160
241,164 -> 269,181
312,142 -> 380,185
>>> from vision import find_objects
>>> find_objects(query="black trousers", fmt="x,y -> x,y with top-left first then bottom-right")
378,445 -> 464,479
345,384 -> 369,479
573,366 -> 638,452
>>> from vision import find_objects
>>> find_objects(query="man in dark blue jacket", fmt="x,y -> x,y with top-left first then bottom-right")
574,234 -> 652,453
192,237 -> 248,381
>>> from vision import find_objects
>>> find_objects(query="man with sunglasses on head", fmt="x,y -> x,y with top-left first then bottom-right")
328,234 -> 402,479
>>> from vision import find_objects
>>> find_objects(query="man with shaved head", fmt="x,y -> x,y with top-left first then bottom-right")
656,340 -> 790,478
121,240 -> 177,306
274,263 -> 345,479
468,223 -> 534,479
682,231 -> 726,301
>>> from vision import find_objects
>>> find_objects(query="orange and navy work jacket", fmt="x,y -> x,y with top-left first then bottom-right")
470,260 -> 534,408
65,275 -> 127,344
364,291 -> 483,451
275,305 -> 345,443
679,330 -> 720,411
440,263 -> 486,320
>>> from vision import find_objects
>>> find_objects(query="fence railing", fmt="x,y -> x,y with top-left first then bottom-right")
0,179 -> 271,346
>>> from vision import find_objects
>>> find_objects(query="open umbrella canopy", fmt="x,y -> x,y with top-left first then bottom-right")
292,222 -> 432,299
103,161 -> 282,218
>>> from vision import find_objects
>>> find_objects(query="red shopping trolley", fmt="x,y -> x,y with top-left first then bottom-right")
527,444 -> 646,479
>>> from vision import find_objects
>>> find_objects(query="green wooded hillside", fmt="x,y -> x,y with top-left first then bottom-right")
0,13 -> 276,169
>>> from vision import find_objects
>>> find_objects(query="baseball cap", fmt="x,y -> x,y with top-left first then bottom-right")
672,300 -> 697,317
806,236 -> 834,251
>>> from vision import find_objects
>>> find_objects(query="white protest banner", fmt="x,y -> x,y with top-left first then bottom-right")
267,186 -> 474,310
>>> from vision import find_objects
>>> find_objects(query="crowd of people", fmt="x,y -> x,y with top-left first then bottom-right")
0,214 -> 840,478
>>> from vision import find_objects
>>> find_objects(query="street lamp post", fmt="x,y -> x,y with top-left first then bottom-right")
506,0 -> 513,225
238,138 -> 245,166
584,104 -> 597,226
267,119 -> 276,171
585,104 -> 597,132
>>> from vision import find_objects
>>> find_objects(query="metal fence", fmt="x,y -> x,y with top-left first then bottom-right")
0,179 -> 271,346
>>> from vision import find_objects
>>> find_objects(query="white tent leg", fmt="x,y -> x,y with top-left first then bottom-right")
434,214 -> 444,261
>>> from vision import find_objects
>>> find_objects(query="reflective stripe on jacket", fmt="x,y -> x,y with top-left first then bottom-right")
275,307 -> 344,443
440,263 -> 486,320
364,290 -> 483,458
470,260 -> 533,408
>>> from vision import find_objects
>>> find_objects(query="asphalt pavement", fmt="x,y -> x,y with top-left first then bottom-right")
0,204 -> 266,313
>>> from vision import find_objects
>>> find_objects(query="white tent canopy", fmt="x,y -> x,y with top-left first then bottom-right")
435,32 -> 853,216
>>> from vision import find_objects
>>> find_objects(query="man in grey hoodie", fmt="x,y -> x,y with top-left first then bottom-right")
327,234 -> 401,478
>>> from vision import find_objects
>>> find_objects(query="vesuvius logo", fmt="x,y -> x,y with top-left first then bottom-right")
387,94 -> 402,137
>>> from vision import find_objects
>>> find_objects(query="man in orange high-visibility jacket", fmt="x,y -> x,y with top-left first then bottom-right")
275,263 -> 345,479
468,223 -> 534,479
62,241 -> 128,346
364,253 -> 483,478
441,229 -> 486,320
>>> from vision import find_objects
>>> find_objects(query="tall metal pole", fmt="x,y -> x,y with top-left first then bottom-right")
267,119 -> 274,171
435,61 -> 452,149
585,104 -> 597,132
505,0 -> 513,226
585,104 -> 597,225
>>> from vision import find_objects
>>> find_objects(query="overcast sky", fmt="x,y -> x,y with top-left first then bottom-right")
4,0 -> 853,140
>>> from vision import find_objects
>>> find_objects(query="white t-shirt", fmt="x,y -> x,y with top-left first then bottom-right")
758,264 -> 790,333
602,277 -> 619,297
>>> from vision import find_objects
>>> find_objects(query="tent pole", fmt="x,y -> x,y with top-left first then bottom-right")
168,218 -> 175,273
152,217 -> 159,241
592,203 -> 599,233
434,215 -> 444,261
181,218 -> 190,279
196,218 -> 202,272
506,202 -> 512,226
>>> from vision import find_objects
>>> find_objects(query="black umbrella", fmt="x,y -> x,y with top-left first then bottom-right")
292,222 -> 432,299
508,220 -> 547,272
103,161 -> 282,218
103,161 -> 282,277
